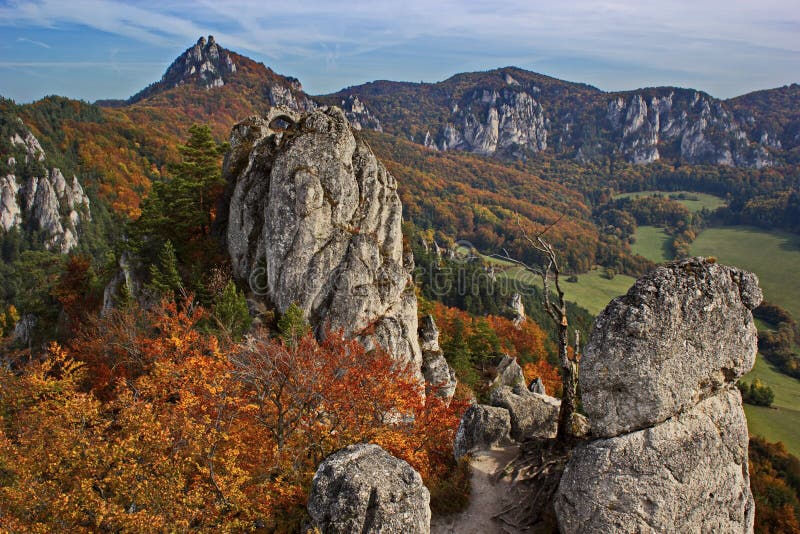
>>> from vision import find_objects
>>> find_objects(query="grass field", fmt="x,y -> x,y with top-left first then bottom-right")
615,190 -> 727,212
744,355 -> 800,458
631,225 -> 673,264
690,226 -> 800,321
496,265 -> 636,316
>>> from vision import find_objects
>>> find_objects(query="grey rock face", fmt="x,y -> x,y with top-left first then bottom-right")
3,123 -> 90,252
434,88 -> 547,156
608,90 -> 769,167
308,443 -> 431,534
581,257 -> 761,438
529,377 -> 546,395
509,292 -> 525,327
13,313 -> 37,345
555,388 -> 754,533
338,95 -> 383,132
224,106 -> 421,375
419,315 -> 457,401
490,386 -> 560,441
454,404 -> 513,459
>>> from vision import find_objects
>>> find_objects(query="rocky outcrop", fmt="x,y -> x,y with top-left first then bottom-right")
308,443 -> 431,534
129,36 -> 237,102
581,257 -> 761,438
2,121 -> 90,252
454,404 -> 513,459
529,377 -> 545,395
490,386 -> 560,441
224,106 -> 421,375
509,292 -> 525,327
419,315 -> 457,401
554,257 -> 760,533
490,354 -> 526,391
338,95 -> 383,132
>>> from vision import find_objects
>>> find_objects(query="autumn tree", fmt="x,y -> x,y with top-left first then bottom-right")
1,299 -> 466,531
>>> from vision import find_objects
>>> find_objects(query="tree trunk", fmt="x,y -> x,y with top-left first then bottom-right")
555,317 -> 577,441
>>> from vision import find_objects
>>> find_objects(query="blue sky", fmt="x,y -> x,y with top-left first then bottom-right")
1,0 -> 798,103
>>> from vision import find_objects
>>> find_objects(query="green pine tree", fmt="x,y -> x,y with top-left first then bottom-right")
134,123 -> 227,265
278,303 -> 310,344
148,240 -> 182,298
212,280 -> 252,341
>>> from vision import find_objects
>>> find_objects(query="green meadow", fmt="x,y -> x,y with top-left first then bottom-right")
614,190 -> 727,212
690,226 -> 800,321
631,225 -> 673,264
744,355 -> 800,458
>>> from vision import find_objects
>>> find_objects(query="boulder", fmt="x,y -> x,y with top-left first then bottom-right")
554,387 -> 754,533
308,443 -> 431,534
453,404 -> 512,459
490,386 -> 560,441
490,354 -> 526,390
581,257 -> 761,437
224,107 -> 421,376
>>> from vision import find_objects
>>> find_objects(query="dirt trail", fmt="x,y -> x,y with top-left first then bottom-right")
431,445 -> 521,534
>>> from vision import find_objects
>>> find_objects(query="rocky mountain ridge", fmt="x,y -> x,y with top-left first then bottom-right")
0,116 -> 91,252
321,67 -> 796,167
99,38 -> 798,170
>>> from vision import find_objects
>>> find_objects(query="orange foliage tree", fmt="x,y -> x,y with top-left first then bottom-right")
0,300 -> 465,531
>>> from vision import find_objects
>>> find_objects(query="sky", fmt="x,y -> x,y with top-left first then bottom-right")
1,0 -> 798,103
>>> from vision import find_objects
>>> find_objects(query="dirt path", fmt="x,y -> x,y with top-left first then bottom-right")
431,445 -> 521,534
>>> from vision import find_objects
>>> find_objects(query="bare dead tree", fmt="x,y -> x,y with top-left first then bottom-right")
492,214 -> 578,442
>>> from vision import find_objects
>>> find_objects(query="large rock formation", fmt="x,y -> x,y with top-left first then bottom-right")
433,87 -> 547,157
581,257 -> 761,438
555,257 -> 760,533
453,404 -> 512,459
308,443 -> 431,534
223,106 -> 421,374
607,90 -> 770,167
323,68 -> 779,168
1,119 -> 91,252
129,36 -> 237,102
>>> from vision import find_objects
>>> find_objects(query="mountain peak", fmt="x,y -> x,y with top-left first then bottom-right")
128,35 -> 237,103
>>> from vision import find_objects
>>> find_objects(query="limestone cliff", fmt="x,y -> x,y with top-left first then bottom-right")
607,89 -> 770,167
223,106 -> 421,374
432,87 -> 547,157
0,118 -> 91,252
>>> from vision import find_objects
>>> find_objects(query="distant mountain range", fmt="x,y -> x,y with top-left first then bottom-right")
1,35 -> 798,273
92,36 -> 799,168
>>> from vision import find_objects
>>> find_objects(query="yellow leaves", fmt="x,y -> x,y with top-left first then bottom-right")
2,303 -> 466,530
